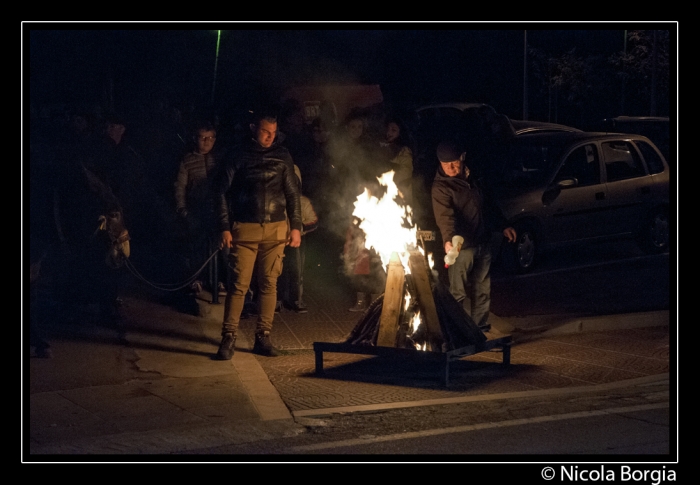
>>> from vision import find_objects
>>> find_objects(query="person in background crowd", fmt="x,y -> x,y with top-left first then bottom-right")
277,164 -> 319,314
279,99 -> 314,167
305,117 -> 331,205
431,140 -> 516,332
213,108 -> 302,360
51,115 -> 130,326
380,114 -> 415,209
29,237 -> 52,358
94,114 -> 151,250
328,109 -> 388,312
174,120 -> 224,296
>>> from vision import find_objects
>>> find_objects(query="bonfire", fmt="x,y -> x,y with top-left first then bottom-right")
343,170 -> 486,352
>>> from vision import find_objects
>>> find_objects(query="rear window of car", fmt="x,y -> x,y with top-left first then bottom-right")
635,140 -> 666,175
602,141 -> 647,182
610,120 -> 670,161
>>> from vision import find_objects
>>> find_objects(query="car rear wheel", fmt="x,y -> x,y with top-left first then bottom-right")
637,208 -> 669,254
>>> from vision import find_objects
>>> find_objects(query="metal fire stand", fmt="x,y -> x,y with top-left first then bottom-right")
313,241 -> 512,387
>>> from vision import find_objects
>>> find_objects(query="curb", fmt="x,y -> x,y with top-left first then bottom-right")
500,309 -> 670,342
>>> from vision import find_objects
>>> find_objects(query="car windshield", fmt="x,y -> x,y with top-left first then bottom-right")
494,137 -> 569,191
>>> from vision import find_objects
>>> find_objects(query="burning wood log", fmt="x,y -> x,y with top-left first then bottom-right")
344,246 -> 486,352
407,250 -> 443,351
376,252 -> 405,347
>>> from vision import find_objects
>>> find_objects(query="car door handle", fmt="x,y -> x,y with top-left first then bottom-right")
595,192 -> 606,200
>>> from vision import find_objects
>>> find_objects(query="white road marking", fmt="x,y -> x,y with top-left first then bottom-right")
292,374 -> 669,418
290,402 -> 669,452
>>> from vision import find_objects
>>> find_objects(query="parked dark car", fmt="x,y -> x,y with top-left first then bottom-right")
491,131 -> 670,273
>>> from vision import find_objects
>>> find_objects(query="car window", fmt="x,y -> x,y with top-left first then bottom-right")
438,108 -> 466,124
500,141 -> 564,189
417,107 -> 463,127
417,108 -> 438,125
556,144 -> 600,187
602,141 -> 646,182
634,140 -> 666,175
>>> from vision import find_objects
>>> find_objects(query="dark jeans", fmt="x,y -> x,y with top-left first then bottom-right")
278,238 -> 305,305
447,244 -> 492,327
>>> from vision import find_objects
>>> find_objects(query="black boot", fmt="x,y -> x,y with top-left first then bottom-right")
215,333 -> 236,360
253,331 -> 280,357
289,300 -> 308,313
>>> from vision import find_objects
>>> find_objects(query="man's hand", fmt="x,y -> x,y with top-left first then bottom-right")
444,241 -> 453,254
503,227 -> 517,243
287,229 -> 301,248
220,230 -> 233,249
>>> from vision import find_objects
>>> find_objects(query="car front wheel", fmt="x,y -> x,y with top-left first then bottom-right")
501,222 -> 538,274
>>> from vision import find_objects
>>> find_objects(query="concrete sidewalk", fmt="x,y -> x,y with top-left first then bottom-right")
26,279 -> 670,457
25,230 -> 671,457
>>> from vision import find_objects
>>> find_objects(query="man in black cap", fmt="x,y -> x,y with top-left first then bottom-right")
431,141 -> 516,331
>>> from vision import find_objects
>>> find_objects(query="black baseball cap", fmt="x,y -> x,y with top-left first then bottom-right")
436,141 -> 463,162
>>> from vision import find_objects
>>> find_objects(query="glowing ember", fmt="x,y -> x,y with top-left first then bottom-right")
409,311 -> 421,334
352,170 -> 417,269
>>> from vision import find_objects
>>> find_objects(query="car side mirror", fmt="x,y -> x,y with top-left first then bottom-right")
542,185 -> 561,206
556,177 -> 578,189
542,178 -> 577,206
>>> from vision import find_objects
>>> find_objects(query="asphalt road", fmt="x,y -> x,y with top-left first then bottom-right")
175,376 -> 671,457
490,238 -> 671,317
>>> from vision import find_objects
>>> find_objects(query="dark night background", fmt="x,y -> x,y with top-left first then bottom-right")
25,23 -> 675,129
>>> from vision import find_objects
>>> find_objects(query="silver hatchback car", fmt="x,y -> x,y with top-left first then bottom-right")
492,131 -> 670,273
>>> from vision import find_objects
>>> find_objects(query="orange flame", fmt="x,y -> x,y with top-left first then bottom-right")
352,170 -> 417,270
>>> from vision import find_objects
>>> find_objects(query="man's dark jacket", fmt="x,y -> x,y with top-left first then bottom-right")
431,163 -> 508,249
215,137 -> 303,233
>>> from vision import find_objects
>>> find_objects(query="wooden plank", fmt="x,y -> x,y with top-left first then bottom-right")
376,252 -> 405,347
408,251 -> 443,352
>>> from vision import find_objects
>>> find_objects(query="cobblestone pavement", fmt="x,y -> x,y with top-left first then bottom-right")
227,249 -> 670,414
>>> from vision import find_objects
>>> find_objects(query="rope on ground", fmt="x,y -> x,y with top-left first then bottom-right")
122,247 -> 220,292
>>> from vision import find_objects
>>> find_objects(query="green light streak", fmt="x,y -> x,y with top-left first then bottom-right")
212,30 -> 221,105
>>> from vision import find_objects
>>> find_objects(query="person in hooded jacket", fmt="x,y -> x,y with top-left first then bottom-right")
431,141 -> 516,331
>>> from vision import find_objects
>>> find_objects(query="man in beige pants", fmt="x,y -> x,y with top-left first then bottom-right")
213,109 -> 302,359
